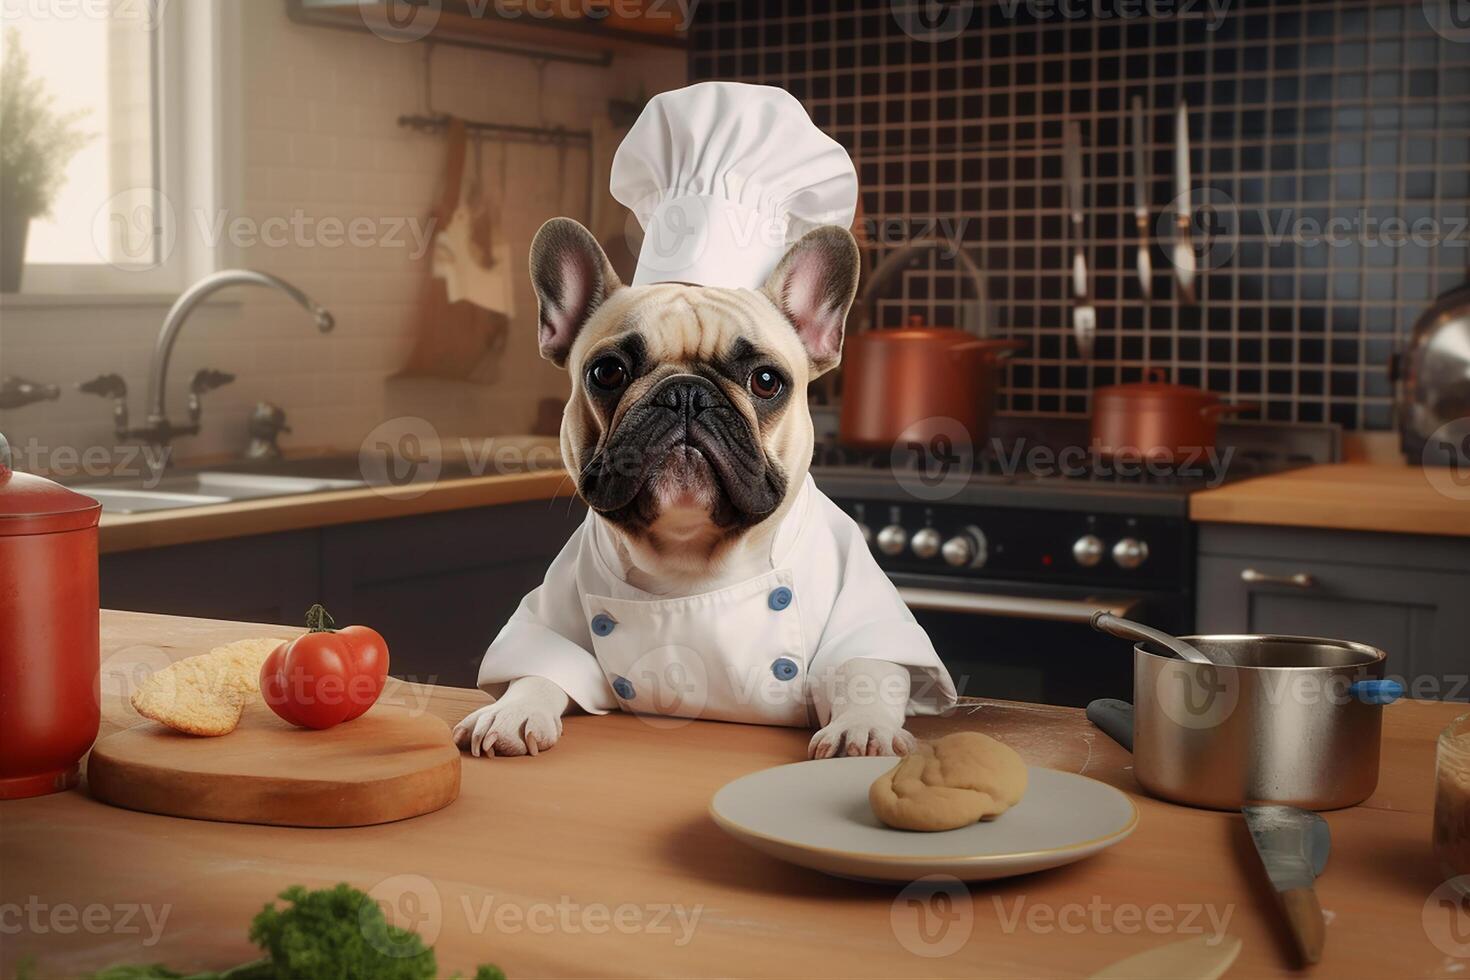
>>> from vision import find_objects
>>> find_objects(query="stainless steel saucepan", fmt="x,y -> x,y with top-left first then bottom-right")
1091,629 -> 1405,811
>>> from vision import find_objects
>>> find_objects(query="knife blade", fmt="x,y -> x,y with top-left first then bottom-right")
1243,805 -> 1330,966
1130,95 -> 1151,299
1172,99 -> 1196,304
1064,121 -> 1095,359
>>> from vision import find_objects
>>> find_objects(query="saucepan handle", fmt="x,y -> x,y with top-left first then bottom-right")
1202,401 -> 1260,419
1086,698 -> 1135,753
949,339 -> 1025,361
1348,679 -> 1404,705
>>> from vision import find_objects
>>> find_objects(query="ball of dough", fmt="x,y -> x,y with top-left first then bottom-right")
869,731 -> 1028,832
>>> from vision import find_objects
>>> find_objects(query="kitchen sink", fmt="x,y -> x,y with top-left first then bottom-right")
79,488 -> 235,514
213,450 -> 561,482
73,448 -> 561,514
75,471 -> 364,514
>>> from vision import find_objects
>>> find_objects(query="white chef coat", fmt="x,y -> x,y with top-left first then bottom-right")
477,476 -> 958,727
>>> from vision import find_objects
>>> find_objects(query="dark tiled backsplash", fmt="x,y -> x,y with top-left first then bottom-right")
689,0 -> 1470,430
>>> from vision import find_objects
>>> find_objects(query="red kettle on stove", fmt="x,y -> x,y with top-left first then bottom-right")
0,432 -> 103,799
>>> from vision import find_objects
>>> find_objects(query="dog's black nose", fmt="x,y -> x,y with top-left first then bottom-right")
651,375 -> 719,415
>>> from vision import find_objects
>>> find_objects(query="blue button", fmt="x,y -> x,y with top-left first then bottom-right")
612,676 -> 635,700
771,657 -> 799,681
591,614 -> 616,637
768,586 -> 794,611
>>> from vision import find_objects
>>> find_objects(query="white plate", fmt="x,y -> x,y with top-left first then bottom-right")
710,758 -> 1139,883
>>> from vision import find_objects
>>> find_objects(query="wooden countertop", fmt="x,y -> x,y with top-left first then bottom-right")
99,469 -> 572,554
1190,462 -> 1470,537
2,610 -> 1465,978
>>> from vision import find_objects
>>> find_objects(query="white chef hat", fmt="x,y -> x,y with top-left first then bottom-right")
611,81 -> 858,289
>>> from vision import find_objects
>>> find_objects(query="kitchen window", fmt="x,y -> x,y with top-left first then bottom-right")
5,0 -> 236,298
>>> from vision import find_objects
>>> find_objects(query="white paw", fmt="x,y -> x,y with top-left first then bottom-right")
808,716 -> 918,760
453,701 -> 563,758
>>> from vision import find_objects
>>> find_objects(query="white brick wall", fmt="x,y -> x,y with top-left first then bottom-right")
0,2 -> 683,474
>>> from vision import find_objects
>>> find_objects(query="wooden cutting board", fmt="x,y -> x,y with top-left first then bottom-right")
87,701 -> 461,827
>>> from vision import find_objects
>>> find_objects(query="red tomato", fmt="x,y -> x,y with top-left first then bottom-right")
260,605 -> 389,729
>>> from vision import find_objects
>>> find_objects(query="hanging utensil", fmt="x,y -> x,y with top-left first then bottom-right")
466,132 -> 494,268
1063,121 -> 1095,359
1243,805 -> 1331,967
1172,100 -> 1197,304
1130,95 -> 1152,299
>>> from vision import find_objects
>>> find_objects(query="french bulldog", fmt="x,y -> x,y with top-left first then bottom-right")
452,217 -> 921,760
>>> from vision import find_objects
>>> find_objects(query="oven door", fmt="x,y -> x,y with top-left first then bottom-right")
893,575 -> 1192,708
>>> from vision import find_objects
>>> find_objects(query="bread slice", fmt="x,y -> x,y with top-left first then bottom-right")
130,637 -> 286,736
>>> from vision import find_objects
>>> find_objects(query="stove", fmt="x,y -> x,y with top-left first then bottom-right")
809,412 -> 1340,707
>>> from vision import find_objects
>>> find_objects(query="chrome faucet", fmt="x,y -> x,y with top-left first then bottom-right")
0,376 -> 61,410
79,270 -> 334,459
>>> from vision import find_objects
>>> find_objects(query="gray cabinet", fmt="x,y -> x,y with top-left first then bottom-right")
319,500 -> 585,688
100,530 -> 321,626
99,499 -> 586,689
1197,525 -> 1470,700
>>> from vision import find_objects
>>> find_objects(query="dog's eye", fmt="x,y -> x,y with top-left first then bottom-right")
588,356 -> 628,391
748,367 -> 784,400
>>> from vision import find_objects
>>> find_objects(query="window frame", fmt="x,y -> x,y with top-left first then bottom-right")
17,0 -> 240,298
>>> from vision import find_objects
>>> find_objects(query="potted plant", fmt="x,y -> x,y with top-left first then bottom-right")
0,27 -> 90,293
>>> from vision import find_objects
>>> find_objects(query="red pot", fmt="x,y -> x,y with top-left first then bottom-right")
0,434 -> 102,799
1090,369 -> 1257,463
839,315 -> 1023,450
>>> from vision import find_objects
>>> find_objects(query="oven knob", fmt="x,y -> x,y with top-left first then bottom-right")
1112,537 -> 1150,570
942,527 -> 988,568
876,524 -> 908,556
911,527 -> 942,559
1072,534 -> 1104,567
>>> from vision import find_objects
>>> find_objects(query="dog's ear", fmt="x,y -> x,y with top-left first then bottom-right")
762,225 -> 861,377
530,217 -> 622,367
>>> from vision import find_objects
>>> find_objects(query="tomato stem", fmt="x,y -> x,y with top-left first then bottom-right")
304,603 -> 336,633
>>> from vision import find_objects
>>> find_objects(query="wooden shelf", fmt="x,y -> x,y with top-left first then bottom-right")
289,0 -> 687,66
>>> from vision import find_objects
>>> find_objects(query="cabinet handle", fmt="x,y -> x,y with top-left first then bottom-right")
1240,568 -> 1316,589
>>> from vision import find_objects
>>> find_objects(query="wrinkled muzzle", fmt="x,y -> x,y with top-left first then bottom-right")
579,374 -> 785,526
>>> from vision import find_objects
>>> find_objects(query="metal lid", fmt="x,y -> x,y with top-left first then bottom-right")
1094,368 -> 1219,402
0,433 -> 102,536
